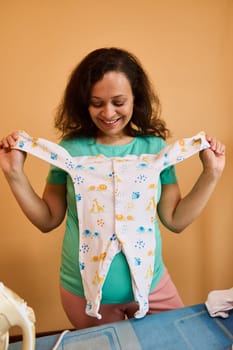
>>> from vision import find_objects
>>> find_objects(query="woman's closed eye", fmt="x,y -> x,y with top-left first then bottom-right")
112,100 -> 125,107
89,97 -> 127,108
89,100 -> 103,108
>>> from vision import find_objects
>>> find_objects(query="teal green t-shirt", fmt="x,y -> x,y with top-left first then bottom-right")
47,136 -> 177,303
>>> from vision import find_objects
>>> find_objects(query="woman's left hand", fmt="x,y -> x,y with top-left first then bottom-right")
200,135 -> 226,177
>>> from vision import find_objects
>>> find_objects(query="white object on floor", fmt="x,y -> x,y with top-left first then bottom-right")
205,287 -> 233,318
0,282 -> 36,350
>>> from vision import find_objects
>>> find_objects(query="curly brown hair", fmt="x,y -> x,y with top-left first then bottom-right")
55,47 -> 170,140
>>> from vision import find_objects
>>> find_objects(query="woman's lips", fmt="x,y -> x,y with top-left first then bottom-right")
100,118 -> 120,127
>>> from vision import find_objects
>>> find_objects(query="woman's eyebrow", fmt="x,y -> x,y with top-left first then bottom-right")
90,95 -> 126,99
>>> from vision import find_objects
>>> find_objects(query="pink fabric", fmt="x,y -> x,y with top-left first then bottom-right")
148,269 -> 184,313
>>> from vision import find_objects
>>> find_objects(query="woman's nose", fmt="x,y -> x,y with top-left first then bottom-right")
101,103 -> 116,119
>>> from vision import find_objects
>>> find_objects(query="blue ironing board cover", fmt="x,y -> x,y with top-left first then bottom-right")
9,304 -> 233,350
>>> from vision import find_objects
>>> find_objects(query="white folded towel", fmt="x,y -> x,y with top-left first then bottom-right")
205,287 -> 233,318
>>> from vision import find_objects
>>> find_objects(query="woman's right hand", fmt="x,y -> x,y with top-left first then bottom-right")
0,131 -> 27,178
1,131 -> 66,232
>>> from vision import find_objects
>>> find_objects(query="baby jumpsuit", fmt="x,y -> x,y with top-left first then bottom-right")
14,131 -> 209,319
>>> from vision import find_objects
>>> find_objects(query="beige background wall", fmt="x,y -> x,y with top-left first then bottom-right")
0,0 -> 232,334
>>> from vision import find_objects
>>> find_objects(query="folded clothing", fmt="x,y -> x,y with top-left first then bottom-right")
205,287 -> 233,318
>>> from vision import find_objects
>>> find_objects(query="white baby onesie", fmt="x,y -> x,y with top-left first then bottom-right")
14,131 -> 209,319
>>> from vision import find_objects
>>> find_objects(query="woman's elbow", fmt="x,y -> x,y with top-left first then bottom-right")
162,221 -> 187,234
169,226 -> 184,234
39,226 -> 54,234
35,217 -> 64,233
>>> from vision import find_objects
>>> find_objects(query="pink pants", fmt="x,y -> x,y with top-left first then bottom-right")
60,269 -> 184,329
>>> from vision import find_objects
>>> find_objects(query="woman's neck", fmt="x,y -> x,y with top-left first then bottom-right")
95,135 -> 134,146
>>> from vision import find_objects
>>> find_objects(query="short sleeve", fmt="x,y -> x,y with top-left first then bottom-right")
160,165 -> 177,185
46,164 -> 67,184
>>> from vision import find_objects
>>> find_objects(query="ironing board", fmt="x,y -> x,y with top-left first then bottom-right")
9,303 -> 233,349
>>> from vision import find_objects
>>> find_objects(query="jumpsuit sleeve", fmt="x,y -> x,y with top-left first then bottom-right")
158,138 -> 178,185
46,138 -> 68,185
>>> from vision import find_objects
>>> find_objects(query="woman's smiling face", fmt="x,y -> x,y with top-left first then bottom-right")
88,71 -> 134,144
